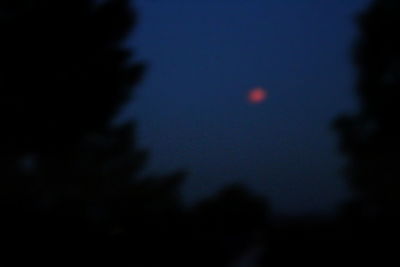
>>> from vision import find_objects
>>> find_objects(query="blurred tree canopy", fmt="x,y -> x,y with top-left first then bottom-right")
0,1 -> 269,265
334,0 -> 400,217
259,1 -> 400,265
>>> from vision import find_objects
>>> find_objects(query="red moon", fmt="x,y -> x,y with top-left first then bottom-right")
248,87 -> 267,104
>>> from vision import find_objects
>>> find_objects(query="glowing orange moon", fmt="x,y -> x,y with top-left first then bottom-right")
248,87 -> 267,104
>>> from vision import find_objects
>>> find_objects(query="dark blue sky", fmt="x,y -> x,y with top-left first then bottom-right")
116,0 -> 372,215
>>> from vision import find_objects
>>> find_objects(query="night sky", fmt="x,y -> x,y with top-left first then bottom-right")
116,0 -> 373,215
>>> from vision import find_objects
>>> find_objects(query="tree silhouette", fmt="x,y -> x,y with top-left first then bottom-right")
256,2 -> 400,265
0,0 -> 151,253
0,1 -> 269,264
334,0 -> 400,217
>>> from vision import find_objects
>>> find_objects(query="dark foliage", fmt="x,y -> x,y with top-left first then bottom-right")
258,1 -> 400,265
0,1 -> 268,265
334,0 -> 400,216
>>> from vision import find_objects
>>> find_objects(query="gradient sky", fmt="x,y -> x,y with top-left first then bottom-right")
116,0 -> 373,215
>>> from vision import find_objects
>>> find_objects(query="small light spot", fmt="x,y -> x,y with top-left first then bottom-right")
248,87 -> 267,104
